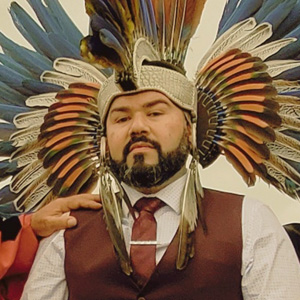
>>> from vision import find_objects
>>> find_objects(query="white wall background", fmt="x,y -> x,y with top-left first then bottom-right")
1,0 -> 300,224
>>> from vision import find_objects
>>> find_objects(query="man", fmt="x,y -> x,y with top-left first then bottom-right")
0,194 -> 101,300
20,90 -> 300,299
3,0 -> 300,299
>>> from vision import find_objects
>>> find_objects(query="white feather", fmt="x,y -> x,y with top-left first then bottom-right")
16,149 -> 40,168
279,103 -> 300,118
14,179 -> 52,212
249,38 -> 296,61
268,142 -> 300,161
273,79 -> 300,93
197,18 -> 257,72
13,109 -> 48,129
266,60 -> 300,78
280,115 -> 300,131
10,125 -> 41,147
268,153 -> 300,187
26,93 -> 58,107
275,131 -> 300,151
41,71 -> 84,88
228,23 -> 272,53
10,160 -> 45,193
53,58 -> 107,84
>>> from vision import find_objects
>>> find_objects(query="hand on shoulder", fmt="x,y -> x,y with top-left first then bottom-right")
30,194 -> 101,238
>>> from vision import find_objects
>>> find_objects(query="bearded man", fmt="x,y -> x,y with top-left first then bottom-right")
20,89 -> 300,299
4,0 -> 300,299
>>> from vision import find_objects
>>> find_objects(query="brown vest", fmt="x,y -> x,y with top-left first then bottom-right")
65,188 -> 244,300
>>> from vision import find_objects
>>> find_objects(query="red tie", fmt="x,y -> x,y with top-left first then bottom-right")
130,197 -> 165,286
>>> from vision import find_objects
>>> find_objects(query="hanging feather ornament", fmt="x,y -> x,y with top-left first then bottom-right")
177,157 -> 205,270
98,136 -> 132,275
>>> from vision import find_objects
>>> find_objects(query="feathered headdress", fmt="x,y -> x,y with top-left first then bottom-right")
1,0 -> 300,273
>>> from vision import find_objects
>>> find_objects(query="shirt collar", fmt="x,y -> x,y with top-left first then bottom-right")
121,174 -> 187,216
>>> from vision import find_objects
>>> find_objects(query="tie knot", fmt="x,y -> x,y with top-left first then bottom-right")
134,197 -> 165,215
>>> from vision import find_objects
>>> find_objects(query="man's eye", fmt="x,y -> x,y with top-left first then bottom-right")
148,111 -> 162,117
116,117 -> 129,123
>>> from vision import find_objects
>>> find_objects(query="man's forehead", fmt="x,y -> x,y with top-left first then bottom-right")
108,90 -> 173,111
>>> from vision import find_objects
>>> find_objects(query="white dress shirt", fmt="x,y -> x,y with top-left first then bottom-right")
21,176 -> 300,299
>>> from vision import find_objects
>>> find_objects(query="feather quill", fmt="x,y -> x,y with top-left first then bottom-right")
176,158 -> 198,270
99,166 -> 132,275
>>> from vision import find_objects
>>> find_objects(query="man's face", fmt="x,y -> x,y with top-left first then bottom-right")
106,90 -> 191,188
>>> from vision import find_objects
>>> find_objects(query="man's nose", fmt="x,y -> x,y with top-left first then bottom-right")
129,114 -> 149,136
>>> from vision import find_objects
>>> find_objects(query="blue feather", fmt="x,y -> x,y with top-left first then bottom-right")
0,32 -> 52,76
44,0 -> 83,46
0,141 -> 16,156
0,159 -> 18,179
0,81 -> 27,106
282,130 -> 300,141
99,29 -> 125,56
0,53 -> 33,79
0,198 -> 21,217
27,0 -> 64,36
9,2 -> 62,59
270,25 -> 300,60
48,33 -> 81,59
275,66 -> 300,81
0,123 -> 16,141
271,0 -> 300,41
90,14 -> 126,49
0,65 -> 34,97
256,0 -> 296,31
97,0 -> 123,27
284,179 -> 300,198
140,0 -> 153,39
22,79 -> 63,94
218,0 -> 240,31
217,0 -> 263,37
0,104 -> 29,123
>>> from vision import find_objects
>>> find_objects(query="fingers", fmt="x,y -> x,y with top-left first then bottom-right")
55,194 -> 102,212
31,193 -> 102,238
67,216 -> 77,228
33,214 -> 76,237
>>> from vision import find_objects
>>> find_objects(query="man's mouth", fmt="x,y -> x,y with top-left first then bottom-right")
129,142 -> 154,153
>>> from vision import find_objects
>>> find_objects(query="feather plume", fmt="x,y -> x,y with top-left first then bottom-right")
10,126 -> 41,147
176,158 -> 199,270
249,38 -> 297,61
266,60 -> 300,78
99,165 -> 132,275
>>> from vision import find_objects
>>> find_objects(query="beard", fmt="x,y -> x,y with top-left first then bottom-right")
109,131 -> 190,189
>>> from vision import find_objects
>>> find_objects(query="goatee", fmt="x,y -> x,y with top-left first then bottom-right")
109,133 -> 190,188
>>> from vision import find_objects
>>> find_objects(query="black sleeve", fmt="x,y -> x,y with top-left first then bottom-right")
284,223 -> 300,260
0,216 -> 22,242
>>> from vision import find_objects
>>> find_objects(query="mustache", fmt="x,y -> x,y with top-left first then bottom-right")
123,136 -> 161,158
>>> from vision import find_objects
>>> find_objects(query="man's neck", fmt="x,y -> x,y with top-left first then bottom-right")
133,167 -> 187,194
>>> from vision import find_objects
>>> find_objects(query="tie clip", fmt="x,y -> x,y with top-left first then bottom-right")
130,240 -> 158,245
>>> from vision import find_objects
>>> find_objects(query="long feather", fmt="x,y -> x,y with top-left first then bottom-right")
197,18 -> 257,72
13,110 -> 48,129
265,60 -> 300,78
249,38 -> 297,61
10,125 -> 42,147
99,166 -> 132,275
217,0 -> 263,37
176,159 -> 198,270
